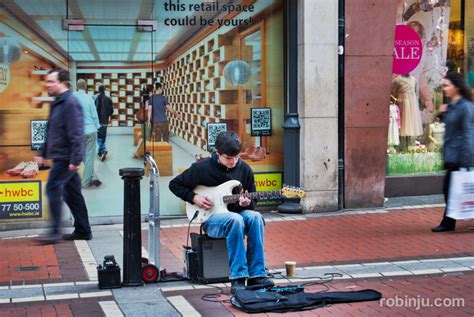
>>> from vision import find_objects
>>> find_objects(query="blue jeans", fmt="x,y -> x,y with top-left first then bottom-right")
97,126 -> 107,156
202,210 -> 267,280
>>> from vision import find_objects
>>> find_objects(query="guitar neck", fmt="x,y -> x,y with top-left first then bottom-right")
222,190 -> 282,204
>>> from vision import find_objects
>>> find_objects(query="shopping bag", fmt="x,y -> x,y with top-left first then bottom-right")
446,169 -> 474,220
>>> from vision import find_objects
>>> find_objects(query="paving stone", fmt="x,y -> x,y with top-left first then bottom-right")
113,285 -> 169,304
335,264 -> 403,275
0,288 -> 44,299
118,302 -> 181,317
43,284 -> 99,296
451,258 -> 474,268
394,260 -> 467,272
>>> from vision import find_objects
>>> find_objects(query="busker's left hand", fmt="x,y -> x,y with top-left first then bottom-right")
239,190 -> 251,207
69,164 -> 79,171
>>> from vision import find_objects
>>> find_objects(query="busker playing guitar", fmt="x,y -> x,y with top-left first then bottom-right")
169,131 -> 274,294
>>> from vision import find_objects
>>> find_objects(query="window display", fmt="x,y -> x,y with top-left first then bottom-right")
387,0 -> 462,176
0,0 -> 285,219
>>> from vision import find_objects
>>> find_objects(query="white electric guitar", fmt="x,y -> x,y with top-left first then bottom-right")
186,180 -> 305,223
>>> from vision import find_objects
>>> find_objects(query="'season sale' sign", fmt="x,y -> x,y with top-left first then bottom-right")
393,24 -> 423,75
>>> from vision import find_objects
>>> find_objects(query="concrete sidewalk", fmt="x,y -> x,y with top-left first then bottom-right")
0,200 -> 473,316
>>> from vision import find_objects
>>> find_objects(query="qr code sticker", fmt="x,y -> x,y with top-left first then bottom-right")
207,122 -> 227,151
251,108 -> 271,136
31,120 -> 48,150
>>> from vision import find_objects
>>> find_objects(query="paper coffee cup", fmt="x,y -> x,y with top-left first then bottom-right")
285,261 -> 296,277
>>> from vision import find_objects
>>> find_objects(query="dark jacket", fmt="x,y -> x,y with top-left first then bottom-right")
442,97 -> 474,167
95,93 -> 114,125
43,91 -> 85,166
169,153 -> 256,212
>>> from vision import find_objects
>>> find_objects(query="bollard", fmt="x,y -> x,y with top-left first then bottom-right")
119,168 -> 144,287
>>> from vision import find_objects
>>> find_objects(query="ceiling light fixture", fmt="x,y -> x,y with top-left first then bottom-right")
0,37 -> 21,93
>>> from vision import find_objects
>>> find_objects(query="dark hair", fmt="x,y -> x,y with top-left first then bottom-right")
215,131 -> 241,156
445,71 -> 472,101
407,21 -> 425,39
48,68 -> 70,83
98,84 -> 105,93
155,82 -> 163,90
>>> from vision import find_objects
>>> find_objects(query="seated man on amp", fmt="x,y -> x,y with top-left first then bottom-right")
169,131 -> 274,294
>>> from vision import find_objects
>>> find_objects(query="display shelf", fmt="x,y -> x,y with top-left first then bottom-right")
164,32 -> 254,150
32,96 -> 55,102
77,70 -> 163,127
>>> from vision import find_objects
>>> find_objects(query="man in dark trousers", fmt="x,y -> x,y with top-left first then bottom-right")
169,131 -> 274,294
35,69 -> 92,244
146,82 -> 175,142
95,84 -> 114,161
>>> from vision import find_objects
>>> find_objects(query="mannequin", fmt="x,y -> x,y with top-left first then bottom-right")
391,74 -> 423,151
388,95 -> 400,153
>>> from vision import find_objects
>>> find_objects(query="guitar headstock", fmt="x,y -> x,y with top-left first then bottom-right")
281,185 -> 305,198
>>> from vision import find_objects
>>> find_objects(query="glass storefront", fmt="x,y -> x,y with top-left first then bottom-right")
387,0 -> 473,176
0,0 -> 285,221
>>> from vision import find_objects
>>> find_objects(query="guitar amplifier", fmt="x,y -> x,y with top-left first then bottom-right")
189,233 -> 230,284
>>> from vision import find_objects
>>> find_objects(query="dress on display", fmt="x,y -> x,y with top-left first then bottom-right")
391,75 -> 423,137
388,103 -> 400,146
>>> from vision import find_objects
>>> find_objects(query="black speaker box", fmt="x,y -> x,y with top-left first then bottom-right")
190,233 -> 230,283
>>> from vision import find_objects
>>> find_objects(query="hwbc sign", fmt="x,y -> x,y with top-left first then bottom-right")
392,24 -> 423,75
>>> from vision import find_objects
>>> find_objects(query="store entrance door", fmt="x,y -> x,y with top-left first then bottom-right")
66,23 -> 161,220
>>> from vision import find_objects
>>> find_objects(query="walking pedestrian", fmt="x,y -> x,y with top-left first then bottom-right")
73,79 -> 102,188
35,69 -> 92,243
432,72 -> 474,232
95,84 -> 114,161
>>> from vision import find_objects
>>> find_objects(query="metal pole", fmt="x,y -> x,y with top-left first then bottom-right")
283,0 -> 300,186
120,167 -> 144,287
338,0 -> 345,209
146,154 -> 161,269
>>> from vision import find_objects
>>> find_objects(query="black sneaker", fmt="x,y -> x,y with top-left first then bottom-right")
63,232 -> 92,240
431,225 -> 455,232
230,278 -> 246,294
246,277 -> 274,290
92,179 -> 102,187
36,233 -> 62,245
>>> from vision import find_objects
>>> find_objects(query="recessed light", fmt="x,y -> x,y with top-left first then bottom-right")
24,50 -> 29,54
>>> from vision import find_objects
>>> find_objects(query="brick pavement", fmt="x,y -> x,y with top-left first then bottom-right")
164,272 -> 474,316
0,206 -> 472,316
0,297 -> 112,317
158,207 -> 474,269
0,238 -> 87,287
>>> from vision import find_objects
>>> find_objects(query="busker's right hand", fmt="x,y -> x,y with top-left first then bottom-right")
193,195 -> 213,210
33,156 -> 44,164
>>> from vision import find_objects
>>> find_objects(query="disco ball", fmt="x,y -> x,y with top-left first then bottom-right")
0,37 -> 21,65
223,60 -> 251,85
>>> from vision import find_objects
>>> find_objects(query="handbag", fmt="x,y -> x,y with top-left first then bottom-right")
135,107 -> 148,123
446,168 -> 474,220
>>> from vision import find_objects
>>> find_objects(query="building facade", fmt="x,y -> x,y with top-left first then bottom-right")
0,0 -> 471,228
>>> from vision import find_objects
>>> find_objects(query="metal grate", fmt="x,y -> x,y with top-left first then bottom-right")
16,266 -> 40,272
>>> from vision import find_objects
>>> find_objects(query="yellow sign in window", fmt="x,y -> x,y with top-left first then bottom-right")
0,181 -> 40,203
254,172 -> 282,191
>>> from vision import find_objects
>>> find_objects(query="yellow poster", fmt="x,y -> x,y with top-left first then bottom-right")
254,172 -> 282,191
0,181 -> 42,219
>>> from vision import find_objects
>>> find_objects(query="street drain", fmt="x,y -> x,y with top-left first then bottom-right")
16,266 -> 40,271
